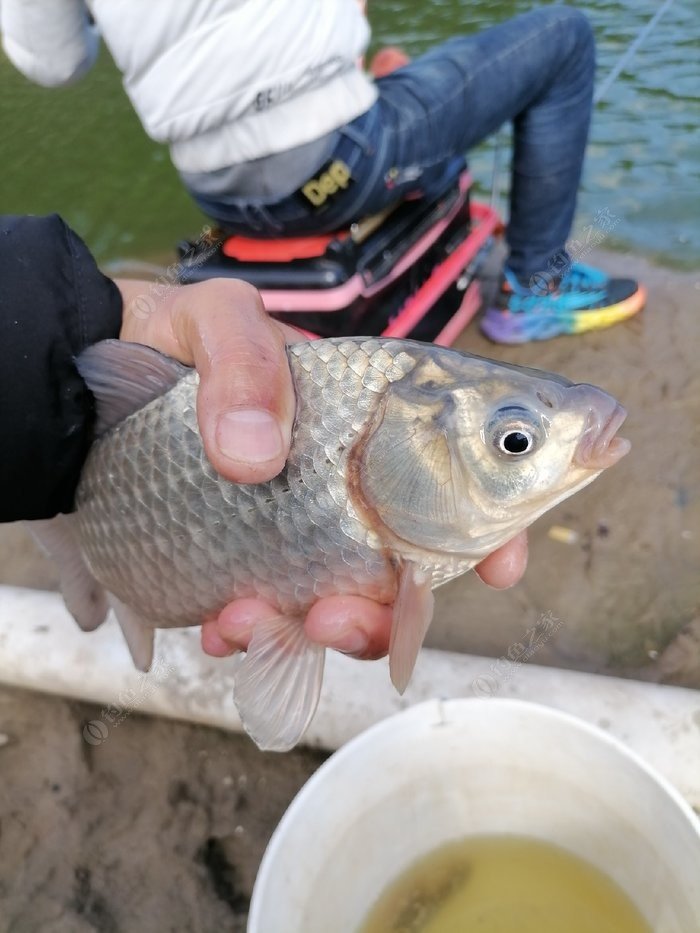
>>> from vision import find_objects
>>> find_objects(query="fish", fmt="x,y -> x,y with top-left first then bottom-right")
29,337 -> 630,752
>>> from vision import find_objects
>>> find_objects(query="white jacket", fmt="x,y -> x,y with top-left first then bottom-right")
1,0 -> 378,173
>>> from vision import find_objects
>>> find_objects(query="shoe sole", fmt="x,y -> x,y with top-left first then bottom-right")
480,284 -> 647,345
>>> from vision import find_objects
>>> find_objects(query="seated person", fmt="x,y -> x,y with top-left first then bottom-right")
1,1 -> 645,343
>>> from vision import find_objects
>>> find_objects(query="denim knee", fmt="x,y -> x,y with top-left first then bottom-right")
553,6 -> 596,68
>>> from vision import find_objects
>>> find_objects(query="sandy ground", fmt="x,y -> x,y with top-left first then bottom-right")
0,251 -> 698,931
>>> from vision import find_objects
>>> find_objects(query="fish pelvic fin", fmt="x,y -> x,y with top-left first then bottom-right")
26,515 -> 109,632
109,595 -> 155,672
232,615 -> 325,752
389,561 -> 435,694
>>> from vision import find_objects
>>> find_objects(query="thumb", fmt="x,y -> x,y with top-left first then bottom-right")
169,280 -> 297,484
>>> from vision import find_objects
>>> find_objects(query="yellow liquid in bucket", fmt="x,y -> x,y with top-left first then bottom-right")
359,836 -> 651,933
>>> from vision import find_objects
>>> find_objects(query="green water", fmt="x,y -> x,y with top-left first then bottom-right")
0,1 -> 697,269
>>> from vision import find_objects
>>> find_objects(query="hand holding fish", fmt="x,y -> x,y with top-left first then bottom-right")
30,281 -> 628,754
117,277 -> 295,484
200,532 -> 528,660
117,278 -> 527,662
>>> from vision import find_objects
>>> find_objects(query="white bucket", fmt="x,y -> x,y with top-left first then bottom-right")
248,698 -> 700,933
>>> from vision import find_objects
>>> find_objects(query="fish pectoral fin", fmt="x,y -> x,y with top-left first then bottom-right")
109,596 -> 155,672
26,516 -> 108,632
389,561 -> 435,695
232,615 -> 325,752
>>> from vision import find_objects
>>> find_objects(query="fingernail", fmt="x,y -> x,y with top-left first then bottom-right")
331,629 -> 369,656
216,410 -> 284,464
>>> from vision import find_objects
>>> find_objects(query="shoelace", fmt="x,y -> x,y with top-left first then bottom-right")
558,262 -> 608,293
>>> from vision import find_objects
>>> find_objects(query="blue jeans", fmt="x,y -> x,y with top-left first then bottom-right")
189,6 -> 595,284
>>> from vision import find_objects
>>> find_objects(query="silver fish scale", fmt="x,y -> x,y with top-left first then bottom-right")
76,338 -> 419,628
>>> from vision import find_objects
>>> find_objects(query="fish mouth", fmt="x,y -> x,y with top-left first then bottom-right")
572,385 -> 631,470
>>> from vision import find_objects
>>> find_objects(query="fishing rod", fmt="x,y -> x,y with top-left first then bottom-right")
490,0 -> 678,207
593,0 -> 677,106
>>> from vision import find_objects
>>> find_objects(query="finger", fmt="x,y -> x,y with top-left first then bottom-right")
204,597 -> 278,655
474,531 -> 528,589
169,279 -> 297,483
304,596 -> 393,660
201,619 -> 238,657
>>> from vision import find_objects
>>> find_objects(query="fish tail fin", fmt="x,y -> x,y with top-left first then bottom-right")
109,596 -> 155,672
389,561 -> 435,694
232,616 -> 325,752
26,516 -> 109,632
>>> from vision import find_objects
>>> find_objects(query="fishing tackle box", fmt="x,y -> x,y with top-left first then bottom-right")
176,161 -> 501,346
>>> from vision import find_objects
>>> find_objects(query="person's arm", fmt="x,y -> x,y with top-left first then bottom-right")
0,214 -> 122,522
1,0 -> 99,86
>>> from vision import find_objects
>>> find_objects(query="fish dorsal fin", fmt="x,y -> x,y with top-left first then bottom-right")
389,561 -> 435,694
76,339 -> 191,434
232,615 -> 325,751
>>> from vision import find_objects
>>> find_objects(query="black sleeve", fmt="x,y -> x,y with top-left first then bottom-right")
0,214 -> 123,522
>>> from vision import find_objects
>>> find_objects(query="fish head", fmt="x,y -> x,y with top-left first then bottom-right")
353,349 -> 630,560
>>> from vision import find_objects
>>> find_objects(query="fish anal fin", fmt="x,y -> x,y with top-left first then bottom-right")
26,516 -> 108,632
232,616 -> 325,752
389,561 -> 435,694
109,596 -> 155,672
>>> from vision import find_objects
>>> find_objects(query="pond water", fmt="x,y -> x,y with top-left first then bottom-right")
0,0 -> 697,269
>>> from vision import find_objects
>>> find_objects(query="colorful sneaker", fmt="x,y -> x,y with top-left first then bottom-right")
480,262 -> 646,344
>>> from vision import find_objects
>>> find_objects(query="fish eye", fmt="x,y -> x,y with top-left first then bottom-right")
498,429 -> 534,455
487,406 -> 542,458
